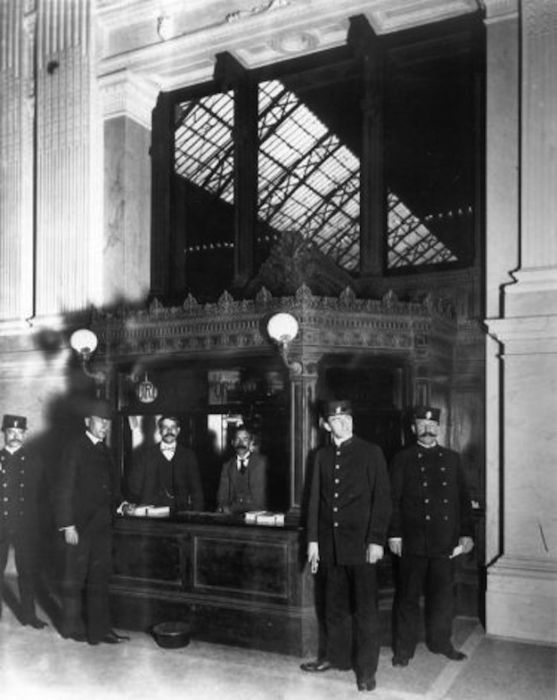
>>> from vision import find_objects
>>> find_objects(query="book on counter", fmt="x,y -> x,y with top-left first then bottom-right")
244,511 -> 285,527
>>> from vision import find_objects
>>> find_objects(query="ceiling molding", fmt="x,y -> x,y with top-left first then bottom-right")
95,0 -> 479,91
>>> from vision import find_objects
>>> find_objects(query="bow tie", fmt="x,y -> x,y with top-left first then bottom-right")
161,445 -> 176,453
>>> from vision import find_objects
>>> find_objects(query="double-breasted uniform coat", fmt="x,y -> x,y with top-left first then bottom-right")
53,433 -> 122,643
307,436 -> 391,680
0,447 -> 44,621
389,443 -> 473,657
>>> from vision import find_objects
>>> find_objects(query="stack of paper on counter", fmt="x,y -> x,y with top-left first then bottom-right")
129,505 -> 170,518
245,511 -> 285,526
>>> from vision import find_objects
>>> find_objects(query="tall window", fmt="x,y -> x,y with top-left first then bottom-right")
152,16 -> 482,301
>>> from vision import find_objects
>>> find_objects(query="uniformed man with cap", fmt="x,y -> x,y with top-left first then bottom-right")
0,414 -> 48,629
301,400 -> 391,692
388,405 -> 474,667
53,398 -> 130,645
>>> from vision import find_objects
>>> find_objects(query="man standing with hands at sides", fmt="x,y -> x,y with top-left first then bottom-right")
0,415 -> 48,629
127,415 -> 204,512
301,401 -> 391,693
388,406 -> 474,667
216,425 -> 267,514
54,398 -> 130,645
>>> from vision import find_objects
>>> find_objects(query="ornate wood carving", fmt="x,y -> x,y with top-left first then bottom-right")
92,286 -> 456,364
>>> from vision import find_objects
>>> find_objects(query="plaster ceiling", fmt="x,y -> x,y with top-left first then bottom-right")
96,0 -> 479,90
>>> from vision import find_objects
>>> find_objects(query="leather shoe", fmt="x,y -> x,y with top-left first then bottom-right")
63,633 -> 87,643
357,677 -> 376,692
300,659 -> 333,673
392,655 -> 409,667
91,631 -> 128,645
108,629 -> 130,641
23,616 -> 48,630
433,647 -> 467,661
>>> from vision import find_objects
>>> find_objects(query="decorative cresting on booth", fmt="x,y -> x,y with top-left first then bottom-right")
92,284 -> 457,513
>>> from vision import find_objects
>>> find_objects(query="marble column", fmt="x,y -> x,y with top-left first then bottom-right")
484,0 -> 557,644
99,70 -> 158,304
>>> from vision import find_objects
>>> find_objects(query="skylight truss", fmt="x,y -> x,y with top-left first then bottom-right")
174,81 -> 456,273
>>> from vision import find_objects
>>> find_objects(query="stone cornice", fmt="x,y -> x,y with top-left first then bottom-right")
485,314 -> 557,354
95,0 -> 479,90
98,69 -> 160,129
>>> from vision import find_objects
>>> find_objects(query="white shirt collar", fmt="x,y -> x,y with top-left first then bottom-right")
86,431 -> 103,445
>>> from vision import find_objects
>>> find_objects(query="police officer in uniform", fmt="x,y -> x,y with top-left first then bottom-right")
388,406 -> 474,666
301,400 -> 391,692
0,414 -> 48,628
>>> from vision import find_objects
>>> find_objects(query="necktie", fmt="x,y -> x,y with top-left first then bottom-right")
238,458 -> 248,474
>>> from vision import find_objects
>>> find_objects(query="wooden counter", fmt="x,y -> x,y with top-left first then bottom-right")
109,513 -> 319,656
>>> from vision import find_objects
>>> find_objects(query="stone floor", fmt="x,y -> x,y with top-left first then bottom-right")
0,600 -> 555,700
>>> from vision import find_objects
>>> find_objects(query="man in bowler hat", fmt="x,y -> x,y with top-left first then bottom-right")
388,405 -> 474,666
0,414 -> 48,629
53,398 -> 129,645
301,400 -> 391,692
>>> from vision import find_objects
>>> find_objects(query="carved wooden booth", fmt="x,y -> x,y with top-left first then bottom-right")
90,285 -> 458,655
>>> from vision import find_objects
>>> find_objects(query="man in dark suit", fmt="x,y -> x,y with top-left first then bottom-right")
301,400 -> 391,692
216,425 -> 267,514
0,414 -> 48,629
53,398 -> 129,645
127,415 -> 204,512
388,405 -> 474,667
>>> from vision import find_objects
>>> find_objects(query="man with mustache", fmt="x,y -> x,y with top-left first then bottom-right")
127,415 -> 204,512
216,425 -> 267,514
0,414 -> 48,629
388,406 -> 474,667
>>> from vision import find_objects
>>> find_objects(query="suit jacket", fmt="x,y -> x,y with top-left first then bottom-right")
216,452 -> 268,513
307,436 -> 391,566
127,443 -> 204,511
0,447 -> 44,540
53,434 -> 122,534
389,443 -> 473,557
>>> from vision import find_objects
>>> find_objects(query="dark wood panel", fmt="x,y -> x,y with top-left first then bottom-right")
192,535 -> 290,600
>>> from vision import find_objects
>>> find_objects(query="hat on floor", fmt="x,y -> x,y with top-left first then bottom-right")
2,414 -> 27,430
413,405 -> 441,422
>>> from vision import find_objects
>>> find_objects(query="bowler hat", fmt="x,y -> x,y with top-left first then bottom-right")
2,414 -> 27,430
324,400 -> 353,418
79,398 -> 113,420
413,405 -> 441,422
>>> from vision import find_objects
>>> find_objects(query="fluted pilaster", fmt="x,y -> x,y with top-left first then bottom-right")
0,0 -> 35,321
521,0 -> 557,273
35,0 -> 101,314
